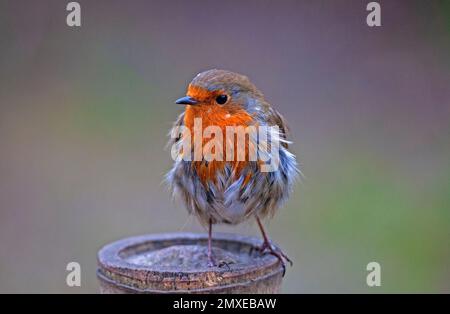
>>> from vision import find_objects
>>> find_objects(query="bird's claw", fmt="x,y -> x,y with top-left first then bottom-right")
207,255 -> 234,270
207,255 -> 217,267
257,241 -> 293,276
217,260 -> 232,270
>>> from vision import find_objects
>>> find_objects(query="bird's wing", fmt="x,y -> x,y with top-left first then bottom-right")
267,107 -> 291,148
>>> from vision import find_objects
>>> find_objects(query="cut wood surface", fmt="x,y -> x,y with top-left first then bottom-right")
97,233 -> 284,293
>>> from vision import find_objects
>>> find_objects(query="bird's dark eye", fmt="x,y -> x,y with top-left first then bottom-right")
215,95 -> 228,105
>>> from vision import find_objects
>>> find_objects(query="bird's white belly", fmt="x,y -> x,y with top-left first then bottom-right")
215,199 -> 247,224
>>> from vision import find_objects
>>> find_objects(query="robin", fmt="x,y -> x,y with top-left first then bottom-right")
166,69 -> 299,271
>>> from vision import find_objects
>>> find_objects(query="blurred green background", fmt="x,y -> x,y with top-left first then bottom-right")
0,0 -> 449,293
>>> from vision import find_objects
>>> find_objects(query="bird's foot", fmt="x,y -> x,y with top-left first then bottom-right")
217,260 -> 233,271
207,254 -> 234,270
207,254 -> 217,267
257,241 -> 293,276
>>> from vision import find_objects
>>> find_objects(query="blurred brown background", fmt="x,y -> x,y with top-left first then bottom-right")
0,0 -> 449,293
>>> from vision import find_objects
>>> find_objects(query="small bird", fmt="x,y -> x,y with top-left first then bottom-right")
166,69 -> 299,270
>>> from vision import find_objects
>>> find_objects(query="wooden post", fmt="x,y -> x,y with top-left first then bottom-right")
97,233 -> 284,293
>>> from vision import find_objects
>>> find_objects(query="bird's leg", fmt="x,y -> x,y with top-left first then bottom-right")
255,216 -> 293,272
207,218 -> 216,267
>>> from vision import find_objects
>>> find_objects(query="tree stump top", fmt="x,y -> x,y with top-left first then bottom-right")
97,233 -> 284,293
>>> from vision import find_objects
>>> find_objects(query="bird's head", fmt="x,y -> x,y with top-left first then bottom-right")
175,69 -> 265,117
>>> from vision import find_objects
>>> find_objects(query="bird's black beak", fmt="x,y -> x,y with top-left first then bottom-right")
175,96 -> 198,105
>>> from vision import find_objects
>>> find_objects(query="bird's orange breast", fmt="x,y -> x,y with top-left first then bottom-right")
183,85 -> 256,187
